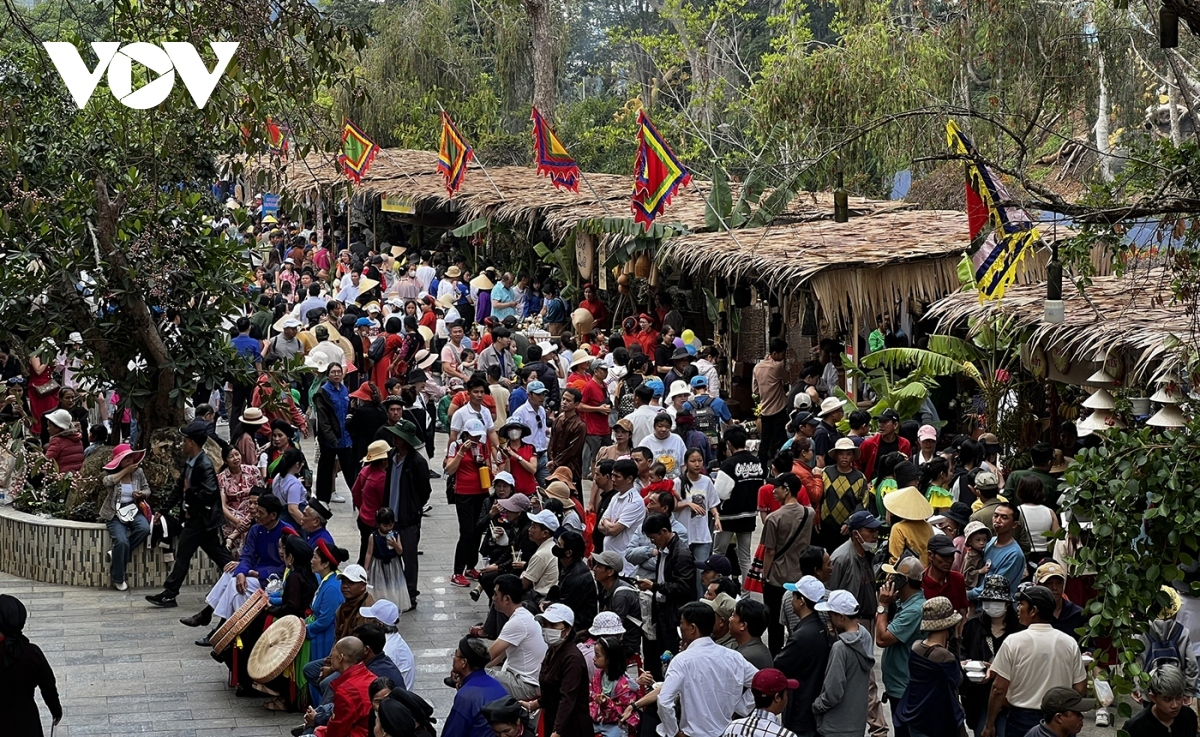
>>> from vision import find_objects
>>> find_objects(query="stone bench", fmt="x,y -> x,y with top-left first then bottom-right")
0,505 -> 219,588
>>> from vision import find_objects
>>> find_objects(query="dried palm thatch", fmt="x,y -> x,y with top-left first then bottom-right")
927,268 -> 1191,382
261,148 -> 910,244
657,210 -> 1085,330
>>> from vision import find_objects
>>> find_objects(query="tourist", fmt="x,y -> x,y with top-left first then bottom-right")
892,596 -> 966,736
983,585 -> 1087,736
883,485 -> 935,565
642,411 -> 687,478
486,574 -> 547,700
547,387 -> 587,485
714,425 -> 764,580
302,560 -> 375,708
761,472 -> 815,654
514,603 -> 590,736
775,575 -> 830,735
657,601 -> 758,737
914,424 -> 938,466
752,337 -> 790,462
147,420 -> 233,609
446,418 -> 492,588
729,597 -> 773,669
317,637 -> 376,735
1,594 -> 61,737
675,447 -> 721,595
922,533 -> 968,619
509,380 -> 549,484
444,636 -> 509,737
579,361 -> 611,477
828,510 -> 881,619
818,437 -> 867,553
346,381 -> 387,464
809,590 -> 872,737
721,668 -> 800,737
969,470 -> 1004,530
1003,442 -> 1058,502
42,386 -> 87,449
968,502 -> 1026,601
876,556 -> 928,710
498,421 -> 537,495
25,352 -> 57,437
703,591 -> 739,649
350,623 -> 405,692
588,636 -> 641,736
43,408 -> 83,472
218,446 -> 261,556
1035,561 -> 1086,642
100,443 -> 151,591
1017,473 -> 1060,560
590,550 -> 643,652
362,507 -> 410,613
312,362 -> 356,504
352,440 -> 389,566
381,419 -> 430,609
1123,664 -> 1195,737
1135,585 -> 1198,697
625,383 -> 658,446
518,508 -> 561,599
636,512 -> 697,678
357,599 -> 415,689
598,459 -> 646,576
272,447 -> 307,529
856,408 -> 909,481
960,574 -> 1022,735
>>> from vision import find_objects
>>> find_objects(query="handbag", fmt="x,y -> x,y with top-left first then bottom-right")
116,503 -> 140,523
34,378 -> 60,397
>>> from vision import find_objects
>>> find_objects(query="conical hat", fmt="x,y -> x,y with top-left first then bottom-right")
248,615 -> 306,682
1150,384 -> 1185,404
1084,368 -> 1115,386
1077,409 -> 1125,432
1147,404 -> 1187,428
356,277 -> 380,294
470,273 -> 494,290
883,485 -> 934,521
1081,388 -> 1115,410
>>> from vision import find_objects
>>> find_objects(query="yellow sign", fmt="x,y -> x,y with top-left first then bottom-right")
380,196 -> 415,214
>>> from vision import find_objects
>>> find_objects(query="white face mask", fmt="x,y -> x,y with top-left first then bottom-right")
541,627 -> 563,646
859,539 -> 878,553
507,429 -> 523,440
982,602 -> 1007,619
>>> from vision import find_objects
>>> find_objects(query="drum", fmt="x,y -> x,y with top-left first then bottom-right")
210,588 -> 269,655
247,614 -> 306,682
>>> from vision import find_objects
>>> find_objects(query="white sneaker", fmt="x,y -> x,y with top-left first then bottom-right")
114,580 -> 128,591
105,549 -> 112,563
1096,709 -> 1110,727
331,492 -> 347,504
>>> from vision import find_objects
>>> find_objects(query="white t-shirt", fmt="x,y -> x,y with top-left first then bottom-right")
989,624 -> 1085,709
521,537 -> 560,595
602,489 -> 647,577
450,404 -> 494,435
674,474 -> 719,545
642,433 -> 688,478
497,606 -> 548,684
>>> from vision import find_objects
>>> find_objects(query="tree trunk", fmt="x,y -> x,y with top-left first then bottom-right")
1095,50 -> 1113,181
525,0 -> 556,120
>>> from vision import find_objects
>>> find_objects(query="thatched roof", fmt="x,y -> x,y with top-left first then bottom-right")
656,210 -> 1087,329
926,268 -> 1189,382
264,148 -> 912,244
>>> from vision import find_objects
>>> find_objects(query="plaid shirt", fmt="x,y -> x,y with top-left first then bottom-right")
721,709 -> 798,737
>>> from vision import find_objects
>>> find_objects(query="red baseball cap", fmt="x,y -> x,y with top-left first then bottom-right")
751,668 -> 799,696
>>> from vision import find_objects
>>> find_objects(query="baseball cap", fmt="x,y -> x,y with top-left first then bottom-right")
360,599 -> 400,627
281,317 -> 302,329
694,555 -> 732,575
527,509 -> 560,531
493,471 -> 516,487
793,411 -> 819,427
846,510 -> 882,531
339,564 -> 369,583
689,376 -> 708,388
878,408 -> 901,423
784,575 -> 826,603
751,668 -> 800,696
927,534 -> 958,558
881,556 -> 925,581
590,550 -> 624,571
645,378 -> 664,397
497,494 -> 531,513
527,380 -> 548,395
461,419 -> 487,438
701,592 -> 736,619
917,424 -> 937,442
1041,686 -> 1096,715
973,470 -> 1000,490
815,590 -> 860,616
536,602 -> 575,627
1017,584 -> 1056,619
1034,561 -> 1067,584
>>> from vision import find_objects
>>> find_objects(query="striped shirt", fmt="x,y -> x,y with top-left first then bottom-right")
721,709 -> 799,737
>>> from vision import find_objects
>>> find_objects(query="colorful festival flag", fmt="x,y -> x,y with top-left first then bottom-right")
530,107 -> 580,191
946,120 -> 1040,301
266,117 -> 289,158
338,119 -> 378,183
437,111 -> 474,196
631,110 -> 691,230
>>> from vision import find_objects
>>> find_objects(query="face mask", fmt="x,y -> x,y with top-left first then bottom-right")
982,602 -> 1007,619
507,429 -> 523,440
541,627 -> 563,646
859,538 -> 878,553
408,270 -> 416,277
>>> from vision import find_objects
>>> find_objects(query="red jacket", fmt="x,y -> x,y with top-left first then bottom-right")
352,464 -> 386,527
857,433 -> 913,481
46,431 -> 84,473
315,662 -> 375,737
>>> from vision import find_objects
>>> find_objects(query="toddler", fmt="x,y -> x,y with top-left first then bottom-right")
962,520 -> 991,588
364,507 -> 411,611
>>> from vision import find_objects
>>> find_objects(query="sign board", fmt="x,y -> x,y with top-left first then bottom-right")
380,196 -> 416,214
261,193 -> 280,218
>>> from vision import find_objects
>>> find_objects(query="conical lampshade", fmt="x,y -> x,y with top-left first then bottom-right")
1147,404 -> 1188,428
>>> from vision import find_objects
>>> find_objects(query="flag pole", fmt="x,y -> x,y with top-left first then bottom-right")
577,170 -> 616,217
436,101 -> 505,201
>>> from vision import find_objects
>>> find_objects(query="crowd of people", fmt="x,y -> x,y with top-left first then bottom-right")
5,209 -> 1197,737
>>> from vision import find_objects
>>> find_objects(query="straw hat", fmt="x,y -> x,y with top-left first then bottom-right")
571,308 -> 594,335
362,440 -> 391,464
103,443 -> 146,471
883,485 -> 934,521
920,596 -> 962,632
239,407 -> 269,426
544,481 -> 572,501
247,615 -> 306,682
445,265 -> 462,278
356,277 -> 380,295
418,325 -> 434,345
1049,449 -> 1071,474
817,397 -> 843,418
414,349 -> 437,370
470,273 -> 494,290
569,349 -> 592,369
1081,388 -> 1116,410
436,292 -> 456,309
831,436 -> 860,460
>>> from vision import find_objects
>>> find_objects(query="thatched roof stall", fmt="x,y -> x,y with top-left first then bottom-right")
926,268 -> 1190,383
657,210 -> 1086,331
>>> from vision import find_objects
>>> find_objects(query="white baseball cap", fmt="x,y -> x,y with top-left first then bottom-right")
360,599 -> 400,626
784,575 -> 826,603
537,341 -> 557,355
461,418 -> 487,438
493,471 -> 515,487
281,317 -> 302,329
815,589 -> 860,616
338,564 -> 369,583
537,602 -> 575,627
527,509 -> 560,531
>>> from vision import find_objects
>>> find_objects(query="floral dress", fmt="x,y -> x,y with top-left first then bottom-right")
220,465 -> 262,555
589,669 -> 641,735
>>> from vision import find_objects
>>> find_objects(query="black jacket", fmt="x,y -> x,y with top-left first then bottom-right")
345,402 -> 387,460
312,385 -> 345,449
383,449 -> 432,528
650,534 -> 696,639
774,611 -> 832,734
523,360 -> 560,410
163,451 -> 223,530
551,558 -> 597,630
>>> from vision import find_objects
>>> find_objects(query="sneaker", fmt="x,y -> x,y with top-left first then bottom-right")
105,549 -> 113,564
464,569 -> 480,580
449,574 -> 470,588
331,492 -> 347,503
217,417 -> 229,426
113,580 -> 128,592
1096,709 -> 1111,727
421,503 -> 434,514
145,592 -> 178,608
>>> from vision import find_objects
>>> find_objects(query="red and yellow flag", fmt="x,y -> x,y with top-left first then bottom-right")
631,110 -> 691,230
531,107 -> 579,191
437,111 -> 474,196
338,119 -> 378,183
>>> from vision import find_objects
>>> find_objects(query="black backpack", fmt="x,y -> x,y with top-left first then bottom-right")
690,395 -> 721,441
368,335 -> 388,363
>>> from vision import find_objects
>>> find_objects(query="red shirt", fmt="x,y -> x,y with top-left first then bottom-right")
507,442 -> 537,495
580,379 -> 610,436
447,439 -> 491,495
922,569 -> 968,611
351,464 -> 386,527
315,662 -> 375,737
757,484 -> 782,515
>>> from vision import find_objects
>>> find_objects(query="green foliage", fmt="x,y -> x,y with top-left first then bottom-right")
1061,420 -> 1200,697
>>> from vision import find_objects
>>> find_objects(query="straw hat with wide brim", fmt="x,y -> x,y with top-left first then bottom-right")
418,325 -> 434,345
436,292 -> 456,309
1049,449 -> 1072,474
831,436 -> 860,460
414,349 -> 437,370
103,443 -> 146,471
470,273 -> 495,290
248,615 -> 306,682
362,439 -> 391,464
569,349 -> 592,369
239,407 -> 269,426
445,266 -> 462,278
884,485 -> 934,521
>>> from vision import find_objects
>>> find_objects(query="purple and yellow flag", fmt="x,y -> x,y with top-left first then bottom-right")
631,110 -> 690,230
338,119 -> 378,183
531,107 -> 579,191
437,111 -> 473,196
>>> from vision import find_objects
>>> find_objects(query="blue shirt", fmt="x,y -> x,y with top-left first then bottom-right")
306,526 -> 336,550
234,520 -> 295,582
323,382 -> 352,448
491,283 -> 517,320
523,291 -> 542,318
442,669 -> 510,737
683,394 -> 731,423
968,538 -> 1025,600
508,387 -> 527,415
544,297 -> 568,324
232,334 -> 261,369
881,591 -> 926,698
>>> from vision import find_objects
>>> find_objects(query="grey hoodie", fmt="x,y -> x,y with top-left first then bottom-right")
1137,618 -> 1199,695
812,624 -> 875,737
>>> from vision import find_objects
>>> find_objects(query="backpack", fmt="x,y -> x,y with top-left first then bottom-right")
368,335 -> 388,363
616,376 -> 641,419
1144,621 -> 1185,671
690,395 -> 721,441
